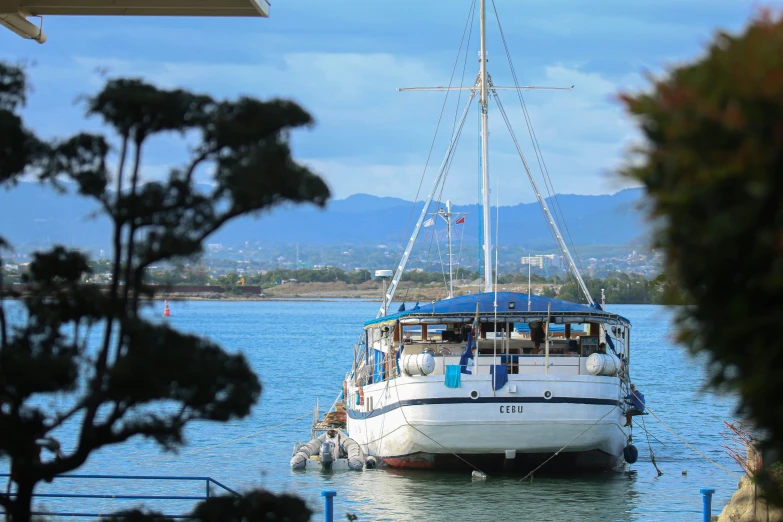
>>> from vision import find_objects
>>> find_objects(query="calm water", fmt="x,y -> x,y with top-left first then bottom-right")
2,301 -> 742,521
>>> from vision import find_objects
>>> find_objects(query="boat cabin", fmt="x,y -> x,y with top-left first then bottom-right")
354,292 -> 630,383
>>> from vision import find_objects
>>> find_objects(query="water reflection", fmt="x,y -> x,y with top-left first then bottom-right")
305,467 -> 640,521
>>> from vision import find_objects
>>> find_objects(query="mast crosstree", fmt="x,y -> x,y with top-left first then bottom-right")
378,0 -> 592,318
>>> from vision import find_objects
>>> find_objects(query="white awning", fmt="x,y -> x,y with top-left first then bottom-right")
1,0 -> 269,43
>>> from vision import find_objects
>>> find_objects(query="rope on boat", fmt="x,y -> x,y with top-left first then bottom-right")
641,415 -> 664,476
632,419 -> 666,447
391,377 -> 489,476
518,405 -> 618,483
396,0 -> 476,305
644,405 -> 740,477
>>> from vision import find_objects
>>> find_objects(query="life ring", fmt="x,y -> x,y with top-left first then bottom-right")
359,386 -> 365,406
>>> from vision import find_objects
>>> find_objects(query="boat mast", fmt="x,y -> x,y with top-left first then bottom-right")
446,203 -> 454,298
479,0 -> 492,294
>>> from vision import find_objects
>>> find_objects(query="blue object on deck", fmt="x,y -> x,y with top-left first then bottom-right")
459,332 -> 474,374
700,488 -> 715,522
372,349 -> 385,384
445,365 -> 461,388
490,365 -> 508,390
499,354 -> 519,364
322,490 -> 337,522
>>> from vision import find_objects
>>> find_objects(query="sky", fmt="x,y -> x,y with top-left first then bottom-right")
0,0 -> 778,205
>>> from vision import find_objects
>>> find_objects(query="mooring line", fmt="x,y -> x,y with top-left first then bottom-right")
644,405 -> 740,477
391,377 -> 489,477
518,405 -> 618,483
633,419 -> 666,446
641,415 -> 664,476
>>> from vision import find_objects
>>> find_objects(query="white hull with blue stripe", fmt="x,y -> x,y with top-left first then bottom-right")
346,366 -> 628,470
340,292 -> 636,472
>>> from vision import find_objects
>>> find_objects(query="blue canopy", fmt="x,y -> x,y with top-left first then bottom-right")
365,291 -> 630,328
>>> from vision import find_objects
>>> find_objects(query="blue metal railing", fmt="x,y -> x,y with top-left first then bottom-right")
0,473 -> 239,519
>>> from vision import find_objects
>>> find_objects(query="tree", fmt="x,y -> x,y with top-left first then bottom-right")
0,64 -> 329,521
619,10 -> 783,484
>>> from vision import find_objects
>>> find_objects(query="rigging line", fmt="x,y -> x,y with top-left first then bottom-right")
395,0 -> 477,267
490,0 -> 585,273
642,415 -> 664,476
518,406 -> 619,483
489,0 -> 567,240
449,0 -> 477,141
403,218 -> 440,303
494,95 -> 582,298
492,93 -> 576,293
401,95 -> 473,303
491,92 -> 580,294
492,167 -> 500,391
644,405 -> 741,477
455,214 -> 467,280
434,224 -> 449,294
391,372 -> 488,476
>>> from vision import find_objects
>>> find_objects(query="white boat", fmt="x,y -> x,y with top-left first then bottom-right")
338,0 -> 637,472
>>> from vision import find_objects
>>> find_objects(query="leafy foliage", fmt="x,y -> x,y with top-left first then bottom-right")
102,491 -> 312,522
0,64 -> 329,521
619,11 -> 783,465
556,273 -> 667,304
0,63 -> 43,187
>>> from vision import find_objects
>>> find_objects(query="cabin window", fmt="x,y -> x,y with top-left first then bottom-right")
368,396 -> 373,411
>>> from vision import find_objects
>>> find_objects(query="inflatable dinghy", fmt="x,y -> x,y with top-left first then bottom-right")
290,430 -> 365,471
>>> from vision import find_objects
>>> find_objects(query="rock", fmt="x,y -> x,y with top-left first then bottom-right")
717,475 -> 783,522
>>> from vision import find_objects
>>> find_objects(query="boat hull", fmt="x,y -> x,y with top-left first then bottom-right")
346,375 -> 628,472
382,449 -> 619,472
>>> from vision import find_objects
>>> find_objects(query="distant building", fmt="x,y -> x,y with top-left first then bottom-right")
520,254 -> 562,269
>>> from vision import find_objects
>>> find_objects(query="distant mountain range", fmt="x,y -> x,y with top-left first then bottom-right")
0,182 -> 650,251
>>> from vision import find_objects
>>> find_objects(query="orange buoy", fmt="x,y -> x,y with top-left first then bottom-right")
359,386 -> 364,406
163,300 -> 171,317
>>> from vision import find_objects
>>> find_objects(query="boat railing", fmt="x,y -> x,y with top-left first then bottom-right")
0,473 -> 239,519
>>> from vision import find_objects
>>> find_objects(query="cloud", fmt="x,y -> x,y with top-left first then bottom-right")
5,0 -> 766,206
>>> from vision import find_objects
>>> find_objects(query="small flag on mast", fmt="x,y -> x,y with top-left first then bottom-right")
423,217 -> 435,227
455,216 -> 465,225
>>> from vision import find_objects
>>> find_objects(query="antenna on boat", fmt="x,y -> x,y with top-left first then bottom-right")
433,201 -> 467,299
375,270 -> 393,316
527,254 -> 532,311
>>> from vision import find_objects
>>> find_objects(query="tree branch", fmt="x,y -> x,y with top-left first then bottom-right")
47,398 -> 89,431
124,138 -> 144,313
88,133 -> 129,441
0,252 -> 7,349
183,149 -> 212,185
